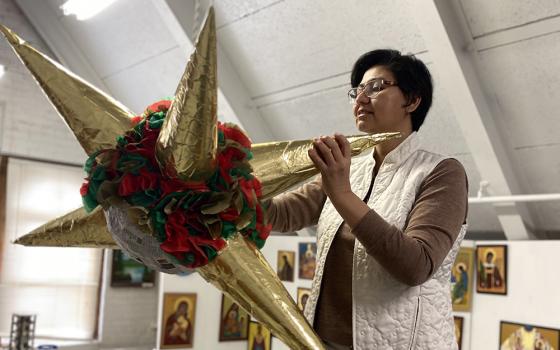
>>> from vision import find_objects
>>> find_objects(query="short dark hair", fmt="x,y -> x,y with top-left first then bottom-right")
350,49 -> 433,131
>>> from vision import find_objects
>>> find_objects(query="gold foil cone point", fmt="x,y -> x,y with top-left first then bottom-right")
346,131 -> 402,152
0,24 -> 23,46
0,25 -> 135,155
252,132 -> 401,200
198,234 -> 325,350
156,7 -> 218,181
14,206 -> 118,248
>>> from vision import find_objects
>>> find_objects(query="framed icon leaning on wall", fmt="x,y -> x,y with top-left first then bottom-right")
476,245 -> 507,295
219,294 -> 249,341
499,321 -> 559,350
160,293 -> 197,349
277,250 -> 295,282
247,321 -> 271,350
454,316 -> 463,350
451,247 -> 475,311
298,242 -> 316,280
297,287 -> 311,312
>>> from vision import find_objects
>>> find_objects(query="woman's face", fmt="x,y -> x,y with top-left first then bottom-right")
352,66 -> 412,134
178,302 -> 188,315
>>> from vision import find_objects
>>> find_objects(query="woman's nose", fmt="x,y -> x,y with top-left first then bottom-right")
355,90 -> 370,104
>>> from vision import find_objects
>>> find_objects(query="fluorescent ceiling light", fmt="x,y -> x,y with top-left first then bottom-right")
0,64 -> 5,79
60,0 -> 117,21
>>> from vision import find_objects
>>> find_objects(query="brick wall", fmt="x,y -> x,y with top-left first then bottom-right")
0,0 -> 85,165
98,251 -> 158,349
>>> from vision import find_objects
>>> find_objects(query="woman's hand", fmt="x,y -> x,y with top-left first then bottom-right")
308,133 -> 352,200
308,133 -> 371,229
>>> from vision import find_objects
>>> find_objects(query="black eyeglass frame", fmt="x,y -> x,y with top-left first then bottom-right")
347,78 -> 398,103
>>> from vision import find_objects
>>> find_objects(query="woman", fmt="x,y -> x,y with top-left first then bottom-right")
267,49 -> 468,350
222,303 -> 242,338
252,324 -> 267,350
163,301 -> 192,345
278,253 -> 294,281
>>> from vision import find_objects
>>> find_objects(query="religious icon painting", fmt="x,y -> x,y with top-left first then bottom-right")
454,316 -> 463,350
298,242 -> 317,280
476,245 -> 507,295
297,288 -> 311,312
277,250 -> 295,282
219,294 -> 249,341
499,321 -> 560,350
248,321 -> 272,350
160,293 -> 197,349
451,247 -> 475,311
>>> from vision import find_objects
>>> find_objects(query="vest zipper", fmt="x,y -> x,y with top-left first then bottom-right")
408,297 -> 421,350
352,165 -> 376,349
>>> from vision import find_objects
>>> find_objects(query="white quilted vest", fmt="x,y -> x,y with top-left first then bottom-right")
304,132 -> 467,350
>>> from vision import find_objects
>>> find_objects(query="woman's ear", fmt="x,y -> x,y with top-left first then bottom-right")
406,96 -> 422,113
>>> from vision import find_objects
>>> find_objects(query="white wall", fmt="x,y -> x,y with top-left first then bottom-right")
158,235 -> 314,350
466,240 -> 560,350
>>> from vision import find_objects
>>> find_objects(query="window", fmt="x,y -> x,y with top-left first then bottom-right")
0,158 -> 102,339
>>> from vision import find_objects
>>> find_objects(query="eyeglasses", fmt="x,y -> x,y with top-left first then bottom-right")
347,78 -> 398,103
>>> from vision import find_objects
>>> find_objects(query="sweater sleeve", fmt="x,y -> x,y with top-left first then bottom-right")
266,177 -> 327,233
352,158 -> 468,286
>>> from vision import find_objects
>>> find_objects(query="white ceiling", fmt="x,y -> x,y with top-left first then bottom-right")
460,0 -> 560,37
3,0 -> 559,238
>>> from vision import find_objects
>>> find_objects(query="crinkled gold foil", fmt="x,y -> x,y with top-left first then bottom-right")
252,132 -> 401,200
198,234 -> 325,350
14,206 -> 118,248
345,132 -> 402,153
0,25 -> 135,156
155,8 -> 218,181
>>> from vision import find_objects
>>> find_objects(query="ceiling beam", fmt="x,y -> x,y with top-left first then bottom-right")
473,14 -> 560,52
412,0 -> 536,240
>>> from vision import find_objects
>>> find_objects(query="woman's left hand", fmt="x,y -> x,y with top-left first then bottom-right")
308,133 -> 352,199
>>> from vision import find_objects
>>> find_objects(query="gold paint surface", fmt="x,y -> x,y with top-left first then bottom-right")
198,234 -> 325,350
0,25 -> 135,156
252,132 -> 401,199
14,206 -> 118,248
156,8 -> 218,181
